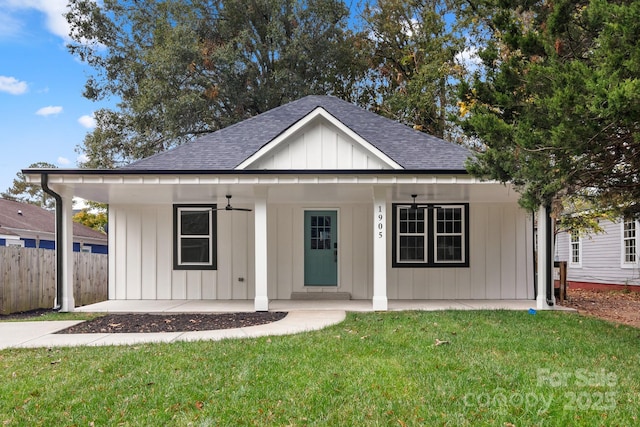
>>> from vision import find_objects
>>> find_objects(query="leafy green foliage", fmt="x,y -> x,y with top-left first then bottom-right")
66,0 -> 369,168
361,0 -> 466,139
460,0 -> 640,218
1,162 -> 57,209
73,208 -> 108,233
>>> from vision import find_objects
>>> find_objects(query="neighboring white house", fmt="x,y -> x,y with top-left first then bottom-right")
556,218 -> 640,289
24,96 -> 555,312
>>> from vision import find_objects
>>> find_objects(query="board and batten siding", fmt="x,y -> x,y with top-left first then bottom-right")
387,203 -> 534,300
266,203 -> 373,299
556,219 -> 640,286
109,201 -> 534,301
109,204 -> 255,300
248,119 -> 393,170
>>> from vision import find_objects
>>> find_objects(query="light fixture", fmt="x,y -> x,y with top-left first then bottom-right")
410,194 -> 419,211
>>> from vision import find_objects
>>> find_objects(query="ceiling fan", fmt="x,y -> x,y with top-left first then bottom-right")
217,195 -> 252,212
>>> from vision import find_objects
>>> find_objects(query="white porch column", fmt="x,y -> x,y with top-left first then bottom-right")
254,189 -> 269,311
59,188 -> 75,312
372,187 -> 388,311
536,205 -> 555,309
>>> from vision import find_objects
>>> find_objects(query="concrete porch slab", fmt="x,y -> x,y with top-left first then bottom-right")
75,299 -> 548,313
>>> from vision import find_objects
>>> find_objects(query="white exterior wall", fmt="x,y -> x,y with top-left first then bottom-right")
109,204 -> 255,300
249,120 -> 393,170
556,219 -> 640,286
109,201 -> 534,300
266,203 -> 373,299
387,203 -> 534,300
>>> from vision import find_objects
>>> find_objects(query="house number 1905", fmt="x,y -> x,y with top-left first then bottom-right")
377,205 -> 384,239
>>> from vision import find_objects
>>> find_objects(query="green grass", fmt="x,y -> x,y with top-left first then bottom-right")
1,310 -> 639,426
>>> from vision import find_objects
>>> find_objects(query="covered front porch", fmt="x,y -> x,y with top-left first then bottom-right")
26,170 -> 557,313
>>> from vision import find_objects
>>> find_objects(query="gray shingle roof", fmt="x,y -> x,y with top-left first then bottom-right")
122,95 -> 471,171
0,198 -> 107,241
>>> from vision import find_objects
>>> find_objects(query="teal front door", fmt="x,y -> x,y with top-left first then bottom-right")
304,210 -> 338,286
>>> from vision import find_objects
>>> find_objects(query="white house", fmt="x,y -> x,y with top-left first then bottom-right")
24,96 -> 555,312
556,218 -> 640,289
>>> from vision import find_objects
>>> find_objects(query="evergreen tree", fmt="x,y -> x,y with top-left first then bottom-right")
459,0 -> 640,217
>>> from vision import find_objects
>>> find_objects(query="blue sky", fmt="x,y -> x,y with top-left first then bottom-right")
0,1 -> 366,195
0,0 -> 111,193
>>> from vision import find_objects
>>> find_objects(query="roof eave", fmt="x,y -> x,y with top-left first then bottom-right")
23,168 -> 470,177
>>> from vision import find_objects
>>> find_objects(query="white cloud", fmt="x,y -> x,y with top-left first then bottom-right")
0,10 -> 22,38
455,45 -> 482,70
36,105 -> 63,116
57,156 -> 70,166
77,153 -> 90,166
78,114 -> 96,129
0,75 -> 28,94
0,0 -> 72,40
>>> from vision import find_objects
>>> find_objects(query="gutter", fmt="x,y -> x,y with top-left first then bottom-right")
533,210 -> 538,299
545,205 -> 554,306
41,173 -> 63,311
22,167 -> 471,176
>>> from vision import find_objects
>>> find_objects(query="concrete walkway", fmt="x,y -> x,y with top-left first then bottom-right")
0,310 -> 346,350
1,299 -> 559,350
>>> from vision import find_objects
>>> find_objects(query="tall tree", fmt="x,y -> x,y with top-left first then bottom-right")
361,0 -> 466,139
459,0 -> 640,217
67,0 -> 369,168
2,162 -> 57,209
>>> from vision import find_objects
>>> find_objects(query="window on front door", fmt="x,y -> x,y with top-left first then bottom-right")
173,204 -> 217,270
393,203 -> 469,268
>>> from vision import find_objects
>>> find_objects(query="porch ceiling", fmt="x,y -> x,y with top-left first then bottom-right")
26,172 -> 521,205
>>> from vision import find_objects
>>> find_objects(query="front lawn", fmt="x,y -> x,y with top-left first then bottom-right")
1,310 -> 638,425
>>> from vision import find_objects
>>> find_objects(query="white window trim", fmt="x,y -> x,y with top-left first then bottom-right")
175,206 -> 216,269
433,205 -> 466,265
396,205 -> 426,264
621,218 -> 639,269
569,233 -> 582,268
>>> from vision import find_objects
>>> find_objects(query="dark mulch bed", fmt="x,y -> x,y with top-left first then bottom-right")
56,312 -> 287,334
0,308 -> 55,320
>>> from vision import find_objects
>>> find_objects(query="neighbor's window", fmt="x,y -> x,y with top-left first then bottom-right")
393,203 -> 469,267
622,218 -> 637,265
173,205 -> 217,270
569,233 -> 581,267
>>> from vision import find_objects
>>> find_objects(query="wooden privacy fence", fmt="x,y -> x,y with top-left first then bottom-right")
0,246 -> 108,315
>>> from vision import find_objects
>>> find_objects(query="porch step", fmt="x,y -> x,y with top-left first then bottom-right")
290,292 -> 351,300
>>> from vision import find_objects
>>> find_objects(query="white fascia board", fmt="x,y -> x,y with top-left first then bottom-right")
235,107 -> 403,170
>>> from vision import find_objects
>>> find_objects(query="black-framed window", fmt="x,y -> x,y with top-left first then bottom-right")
173,204 -> 217,270
392,203 -> 469,268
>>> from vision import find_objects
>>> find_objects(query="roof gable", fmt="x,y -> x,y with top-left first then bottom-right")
236,107 -> 401,170
122,95 -> 471,171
